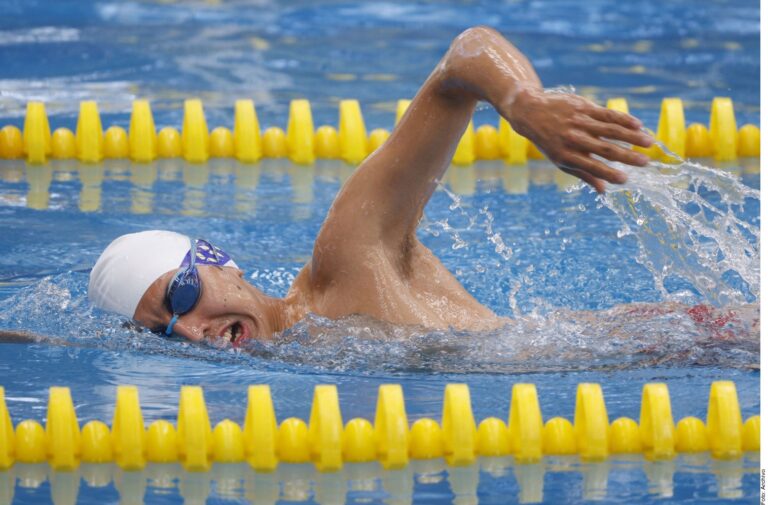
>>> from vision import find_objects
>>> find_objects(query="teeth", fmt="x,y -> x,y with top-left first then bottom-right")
218,324 -> 241,344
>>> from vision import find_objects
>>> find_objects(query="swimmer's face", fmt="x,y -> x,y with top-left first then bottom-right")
133,266 -> 276,345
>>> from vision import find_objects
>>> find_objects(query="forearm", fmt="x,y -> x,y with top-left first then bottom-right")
443,27 -> 653,193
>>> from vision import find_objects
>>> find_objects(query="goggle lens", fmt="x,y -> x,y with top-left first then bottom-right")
167,267 -> 201,315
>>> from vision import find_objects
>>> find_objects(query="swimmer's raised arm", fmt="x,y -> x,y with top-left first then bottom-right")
311,27 -> 653,284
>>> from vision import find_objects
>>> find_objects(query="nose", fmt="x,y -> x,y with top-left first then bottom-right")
169,316 -> 207,342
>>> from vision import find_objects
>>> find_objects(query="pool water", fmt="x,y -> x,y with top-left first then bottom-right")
0,0 -> 761,504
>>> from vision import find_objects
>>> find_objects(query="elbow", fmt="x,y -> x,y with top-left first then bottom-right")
435,27 -> 540,107
455,26 -> 502,45
441,26 -> 503,85
448,26 -> 502,61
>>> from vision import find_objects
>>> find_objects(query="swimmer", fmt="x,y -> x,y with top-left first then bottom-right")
89,26 -> 654,345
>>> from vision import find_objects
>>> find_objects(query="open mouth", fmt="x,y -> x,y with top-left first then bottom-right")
222,321 -> 246,347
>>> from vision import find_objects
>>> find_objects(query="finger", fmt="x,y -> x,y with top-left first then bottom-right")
586,105 -> 643,130
560,151 -> 627,184
560,165 -> 605,193
561,151 -> 628,185
569,131 -> 649,167
582,116 -> 654,148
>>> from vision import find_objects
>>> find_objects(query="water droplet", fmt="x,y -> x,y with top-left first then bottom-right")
617,225 -> 631,238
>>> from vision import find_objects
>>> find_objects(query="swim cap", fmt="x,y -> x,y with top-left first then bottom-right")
88,230 -> 237,319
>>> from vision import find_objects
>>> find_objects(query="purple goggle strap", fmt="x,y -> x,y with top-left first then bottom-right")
179,239 -> 236,269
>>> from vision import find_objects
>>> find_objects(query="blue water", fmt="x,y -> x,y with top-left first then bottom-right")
0,0 -> 760,129
0,0 -> 761,504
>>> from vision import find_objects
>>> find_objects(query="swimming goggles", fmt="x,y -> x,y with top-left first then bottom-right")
164,238 -> 233,336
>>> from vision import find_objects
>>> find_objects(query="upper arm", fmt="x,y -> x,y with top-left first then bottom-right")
317,52 -> 477,252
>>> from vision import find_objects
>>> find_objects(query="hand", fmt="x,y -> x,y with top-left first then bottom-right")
505,86 -> 655,193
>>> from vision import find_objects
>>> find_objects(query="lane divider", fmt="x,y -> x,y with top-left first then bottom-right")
0,98 -> 759,165
0,381 -> 759,473
0,442 -> 757,505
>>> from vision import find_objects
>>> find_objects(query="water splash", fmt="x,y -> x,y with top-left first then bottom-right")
0,274 -> 758,374
424,183 -> 515,261
427,135 -> 758,312
598,142 -> 759,306
243,301 -> 759,374
487,85 -> 758,309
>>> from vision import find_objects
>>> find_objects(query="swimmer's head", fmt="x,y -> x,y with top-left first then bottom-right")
89,230 -> 281,344
89,230 -> 235,318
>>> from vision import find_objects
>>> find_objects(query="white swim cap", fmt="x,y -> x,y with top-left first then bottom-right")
88,230 -> 193,318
